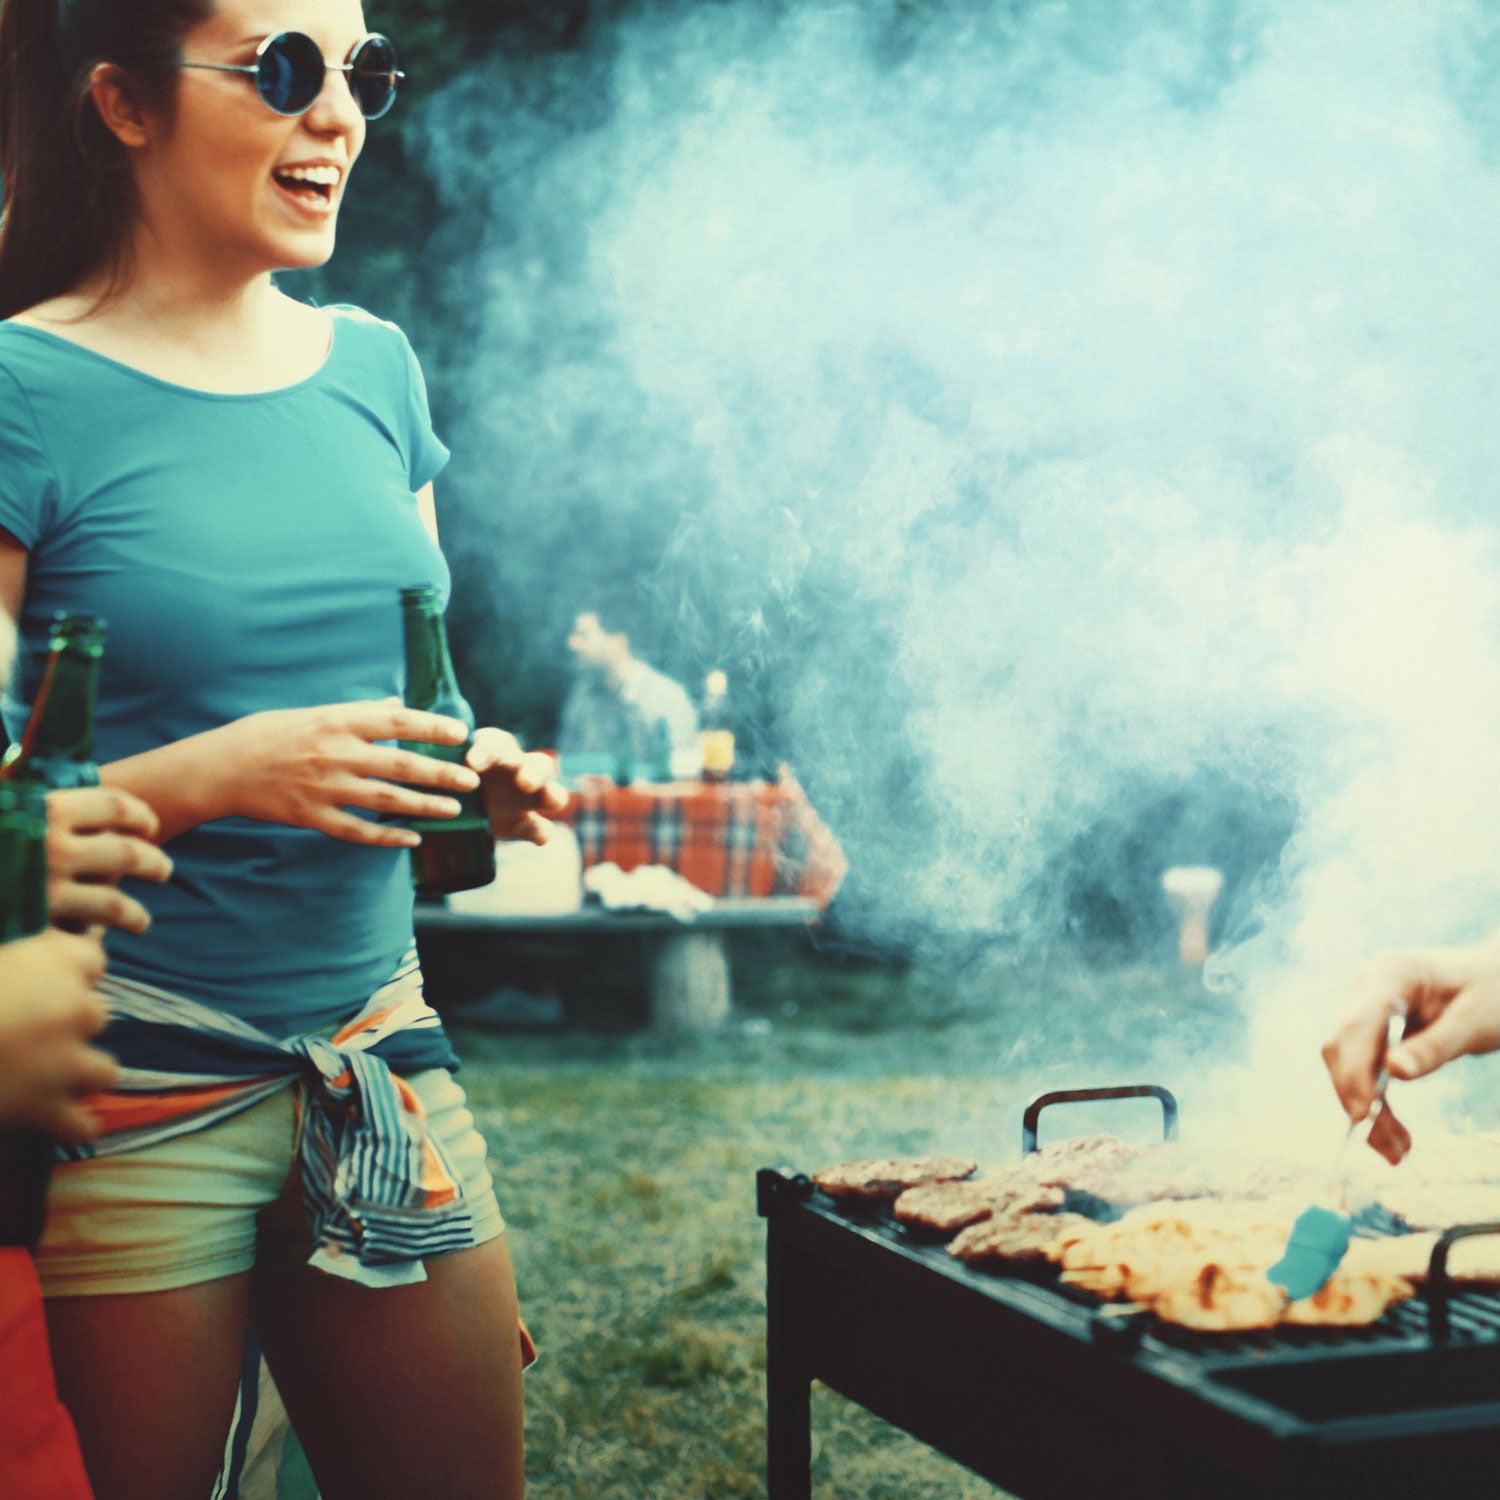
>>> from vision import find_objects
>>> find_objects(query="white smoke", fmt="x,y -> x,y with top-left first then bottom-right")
411,0 -> 1500,1138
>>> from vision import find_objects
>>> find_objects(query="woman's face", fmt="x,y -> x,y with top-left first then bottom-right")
134,0 -> 373,279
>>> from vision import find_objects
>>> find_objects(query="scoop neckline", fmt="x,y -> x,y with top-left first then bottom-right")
0,309 -> 341,402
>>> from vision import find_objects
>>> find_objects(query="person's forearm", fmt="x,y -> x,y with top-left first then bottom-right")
100,730 -> 231,845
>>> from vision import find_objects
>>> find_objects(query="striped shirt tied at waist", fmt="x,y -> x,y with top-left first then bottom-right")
64,950 -> 473,1288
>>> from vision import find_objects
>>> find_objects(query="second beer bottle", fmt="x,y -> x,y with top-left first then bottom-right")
398,586 -> 497,895
0,612 -> 101,1249
1,612 -> 105,790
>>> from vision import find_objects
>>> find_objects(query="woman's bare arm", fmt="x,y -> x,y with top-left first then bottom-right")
0,532 -> 481,845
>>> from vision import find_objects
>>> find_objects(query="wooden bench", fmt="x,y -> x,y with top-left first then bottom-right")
413,897 -> 821,1032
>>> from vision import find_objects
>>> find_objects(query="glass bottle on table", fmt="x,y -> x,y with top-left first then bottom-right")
612,741 -> 635,788
699,669 -> 735,785
397,586 -> 497,896
648,717 -> 673,784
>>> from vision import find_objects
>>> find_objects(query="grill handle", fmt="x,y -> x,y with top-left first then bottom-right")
1425,1220 -> 1500,1341
757,1165 -> 814,1217
1022,1085 -> 1179,1155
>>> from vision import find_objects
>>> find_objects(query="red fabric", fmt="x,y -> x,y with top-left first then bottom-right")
0,1247 -> 94,1499
558,773 -> 847,906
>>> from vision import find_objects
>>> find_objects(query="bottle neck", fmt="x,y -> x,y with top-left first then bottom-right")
8,641 -> 100,778
401,604 -> 473,727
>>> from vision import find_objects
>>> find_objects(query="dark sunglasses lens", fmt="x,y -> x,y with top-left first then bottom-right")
259,32 -> 325,115
349,35 -> 400,119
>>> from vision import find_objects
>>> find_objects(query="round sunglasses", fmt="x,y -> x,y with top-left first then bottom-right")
175,32 -> 404,120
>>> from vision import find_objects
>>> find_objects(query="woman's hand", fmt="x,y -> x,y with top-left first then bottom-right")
0,927 -> 115,1142
47,786 -> 173,934
209,701 -> 487,846
1321,933 -> 1500,1163
468,727 -> 569,844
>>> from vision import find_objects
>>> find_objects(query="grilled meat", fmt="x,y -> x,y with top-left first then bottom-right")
946,1209 -> 1094,1267
820,1130 -> 1496,1334
1021,1133 -> 1142,1190
1279,1271 -> 1415,1326
812,1155 -> 978,1204
895,1175 -> 1066,1233
1148,1263 -> 1287,1332
1027,1136 -> 1308,1208
1051,1199 -> 1415,1330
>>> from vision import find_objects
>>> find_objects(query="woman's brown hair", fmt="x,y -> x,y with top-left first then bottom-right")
0,0 -> 212,319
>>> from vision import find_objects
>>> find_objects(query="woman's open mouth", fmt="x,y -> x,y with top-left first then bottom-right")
271,166 -> 341,215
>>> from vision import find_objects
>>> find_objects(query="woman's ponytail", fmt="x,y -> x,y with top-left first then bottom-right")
0,0 -> 211,320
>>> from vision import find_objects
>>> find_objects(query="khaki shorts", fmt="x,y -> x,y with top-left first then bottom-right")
34,1068 -> 504,1298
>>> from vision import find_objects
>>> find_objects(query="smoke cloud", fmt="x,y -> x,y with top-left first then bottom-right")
410,0 -> 1500,1135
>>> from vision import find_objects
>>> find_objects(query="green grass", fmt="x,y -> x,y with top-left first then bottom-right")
447,945 -> 1246,1497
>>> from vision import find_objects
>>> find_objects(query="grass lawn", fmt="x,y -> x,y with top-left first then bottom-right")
444,938 -> 1243,1498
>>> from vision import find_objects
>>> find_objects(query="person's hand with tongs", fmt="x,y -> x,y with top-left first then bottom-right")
1322,929 -> 1500,1163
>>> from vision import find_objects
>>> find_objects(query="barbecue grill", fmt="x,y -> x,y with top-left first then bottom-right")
760,1085 -> 1500,1499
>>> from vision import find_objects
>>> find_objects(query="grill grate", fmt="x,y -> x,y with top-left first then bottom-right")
763,1153 -> 1500,1500
828,1190 -> 1500,1356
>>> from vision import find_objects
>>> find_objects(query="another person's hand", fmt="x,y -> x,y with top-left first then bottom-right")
468,728 -> 569,844
204,701 -> 483,847
1321,933 -> 1500,1163
0,927 -> 114,1142
48,786 -> 173,934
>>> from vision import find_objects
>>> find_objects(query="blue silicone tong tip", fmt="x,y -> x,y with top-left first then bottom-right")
1267,1008 -> 1403,1302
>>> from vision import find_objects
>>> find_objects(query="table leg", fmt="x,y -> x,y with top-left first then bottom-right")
646,929 -> 731,1031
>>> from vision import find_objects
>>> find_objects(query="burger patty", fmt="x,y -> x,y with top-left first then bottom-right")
894,1175 -> 1067,1233
812,1155 -> 978,1204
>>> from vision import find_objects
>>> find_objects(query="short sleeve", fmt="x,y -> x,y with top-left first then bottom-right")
398,335 -> 450,492
0,364 -> 57,549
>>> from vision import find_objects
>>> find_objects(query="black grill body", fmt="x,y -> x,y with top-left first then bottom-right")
760,1166 -> 1500,1500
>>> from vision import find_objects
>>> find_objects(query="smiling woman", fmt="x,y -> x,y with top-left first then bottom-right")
0,2 -> 561,1498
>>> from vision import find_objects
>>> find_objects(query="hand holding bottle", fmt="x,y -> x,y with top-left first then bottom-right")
0,928 -> 114,1142
468,727 -> 569,844
104,700 -> 484,847
221,701 -> 487,845
47,787 -> 173,934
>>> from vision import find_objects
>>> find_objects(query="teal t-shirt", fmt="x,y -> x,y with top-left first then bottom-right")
0,306 -> 451,1035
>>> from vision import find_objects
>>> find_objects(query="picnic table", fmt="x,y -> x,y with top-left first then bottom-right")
416,774 -> 846,1031
413,896 -> 821,1031
561,772 -> 847,905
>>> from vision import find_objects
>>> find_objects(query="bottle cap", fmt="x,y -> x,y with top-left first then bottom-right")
50,613 -> 106,649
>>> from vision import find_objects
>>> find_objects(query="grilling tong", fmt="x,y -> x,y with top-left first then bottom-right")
1266,1007 -> 1405,1302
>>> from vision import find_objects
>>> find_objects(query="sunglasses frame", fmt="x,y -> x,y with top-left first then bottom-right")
175,31 -> 405,120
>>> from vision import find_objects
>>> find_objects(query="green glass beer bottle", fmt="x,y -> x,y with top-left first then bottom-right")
0,781 -> 48,942
1,613 -> 105,790
699,669 -> 735,784
398,587 -> 497,896
0,746 -> 56,1248
648,716 -> 673,784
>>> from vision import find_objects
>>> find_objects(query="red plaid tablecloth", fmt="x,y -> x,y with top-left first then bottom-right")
557,774 -> 847,907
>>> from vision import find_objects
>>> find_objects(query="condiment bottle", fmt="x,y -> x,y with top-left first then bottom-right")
648,717 -> 673,783
699,670 -> 735,784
